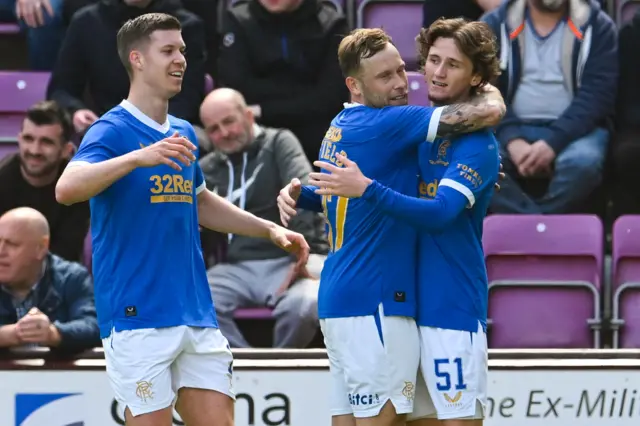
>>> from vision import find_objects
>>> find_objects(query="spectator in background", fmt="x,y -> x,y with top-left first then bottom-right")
0,208 -> 100,353
199,88 -> 327,348
423,0 -> 502,27
62,0 -> 220,80
611,8 -> 640,215
46,0 -> 208,149
0,101 -> 89,262
217,0 -> 349,164
482,0 -> 617,214
0,0 -> 65,70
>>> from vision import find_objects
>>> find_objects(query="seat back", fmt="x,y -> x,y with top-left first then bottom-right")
483,214 -> 603,348
612,215 -> 640,347
356,0 -> 423,70
205,74 -> 214,94
0,141 -> 18,159
407,72 -> 428,106
0,72 -> 50,141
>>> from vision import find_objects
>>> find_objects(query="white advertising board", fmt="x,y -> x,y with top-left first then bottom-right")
2,368 -> 640,426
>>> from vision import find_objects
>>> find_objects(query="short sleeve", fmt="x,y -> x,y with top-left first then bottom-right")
384,105 -> 444,147
184,123 -> 206,195
194,161 -> 206,195
438,132 -> 500,208
70,121 -> 122,165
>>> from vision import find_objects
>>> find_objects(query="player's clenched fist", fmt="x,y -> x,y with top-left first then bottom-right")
131,131 -> 197,171
277,178 -> 301,227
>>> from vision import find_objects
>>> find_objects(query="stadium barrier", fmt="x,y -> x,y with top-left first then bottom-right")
2,348 -> 640,426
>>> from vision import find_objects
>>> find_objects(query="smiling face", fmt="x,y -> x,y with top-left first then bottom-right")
18,118 -> 70,181
346,42 -> 408,108
423,37 -> 481,106
416,18 -> 501,107
132,29 -> 187,99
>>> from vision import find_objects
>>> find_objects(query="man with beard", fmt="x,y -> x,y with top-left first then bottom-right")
481,0 -> 617,214
0,101 -> 89,263
198,88 -> 328,349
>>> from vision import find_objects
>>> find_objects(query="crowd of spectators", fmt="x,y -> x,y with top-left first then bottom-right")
0,0 -> 639,353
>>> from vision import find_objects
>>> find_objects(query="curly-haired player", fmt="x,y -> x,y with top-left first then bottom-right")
308,18 -> 502,426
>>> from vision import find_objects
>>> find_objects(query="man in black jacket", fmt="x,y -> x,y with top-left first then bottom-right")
46,0 -> 206,143
199,88 -> 328,348
0,101 -> 89,263
0,207 -> 99,353
217,0 -> 349,164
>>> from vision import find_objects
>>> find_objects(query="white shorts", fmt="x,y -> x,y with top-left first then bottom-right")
320,304 -> 420,418
102,325 -> 235,417
409,322 -> 488,421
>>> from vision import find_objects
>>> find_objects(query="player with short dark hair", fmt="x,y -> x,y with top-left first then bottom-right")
307,18 -> 501,426
56,12 -> 309,426
277,26 -> 504,426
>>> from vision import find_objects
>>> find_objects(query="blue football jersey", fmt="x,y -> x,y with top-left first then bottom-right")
316,103 -> 443,319
416,130 -> 499,332
71,100 -> 217,338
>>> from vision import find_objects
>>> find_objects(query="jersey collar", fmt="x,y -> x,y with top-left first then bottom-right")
119,100 -> 171,134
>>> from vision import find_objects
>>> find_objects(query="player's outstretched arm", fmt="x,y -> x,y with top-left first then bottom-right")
437,84 -> 506,138
310,153 -> 468,231
197,189 -> 310,264
56,132 -> 197,205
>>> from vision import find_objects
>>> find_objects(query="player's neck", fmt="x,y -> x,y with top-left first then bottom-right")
432,93 -> 472,108
127,87 -> 169,126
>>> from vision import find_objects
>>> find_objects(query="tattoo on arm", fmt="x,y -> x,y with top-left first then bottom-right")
436,89 -> 506,138
437,103 -> 489,138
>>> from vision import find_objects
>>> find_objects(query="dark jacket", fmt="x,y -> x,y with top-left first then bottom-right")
0,254 -> 100,352
47,0 -> 206,124
482,0 -> 618,153
0,154 -> 89,263
217,0 -> 349,161
616,8 -> 640,132
199,125 -> 328,263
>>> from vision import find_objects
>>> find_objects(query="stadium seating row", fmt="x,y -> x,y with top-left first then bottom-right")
485,214 -> 640,350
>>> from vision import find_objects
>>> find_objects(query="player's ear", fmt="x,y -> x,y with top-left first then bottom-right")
345,76 -> 362,97
129,50 -> 144,72
470,73 -> 482,88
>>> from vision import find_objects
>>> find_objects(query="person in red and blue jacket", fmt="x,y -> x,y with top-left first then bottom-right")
481,0 -> 617,214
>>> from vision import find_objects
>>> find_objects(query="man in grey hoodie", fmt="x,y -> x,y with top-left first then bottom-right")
198,88 -> 328,348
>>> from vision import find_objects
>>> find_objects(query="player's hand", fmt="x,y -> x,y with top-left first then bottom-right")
268,224 -> 310,267
131,131 -> 197,171
16,308 -> 52,343
310,154 -> 371,198
277,178 -> 301,227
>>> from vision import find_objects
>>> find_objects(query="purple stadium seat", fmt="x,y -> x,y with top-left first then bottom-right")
0,72 -> 50,141
407,71 -> 428,106
483,214 -> 603,348
205,74 -> 214,94
0,141 -> 18,159
0,23 -> 20,35
611,215 -> 640,348
234,307 -> 273,319
356,0 -> 423,70
617,0 -> 640,25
